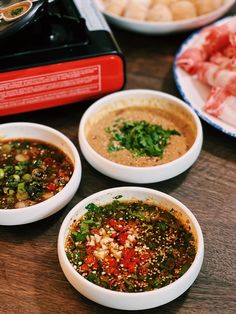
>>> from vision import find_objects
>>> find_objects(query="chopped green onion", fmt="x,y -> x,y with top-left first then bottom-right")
0,169 -> 4,180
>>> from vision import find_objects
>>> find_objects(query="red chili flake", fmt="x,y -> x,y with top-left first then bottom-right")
140,252 -> 151,263
44,157 -> 53,164
90,228 -> 100,235
47,183 -> 56,191
139,266 -> 148,275
86,246 -> 96,255
105,255 -> 117,268
118,232 -> 129,245
59,169 -> 66,177
84,255 -> 98,270
111,232 -> 117,238
109,278 -> 117,287
132,257 -> 140,264
122,248 -> 135,260
108,218 -> 126,232
128,261 -> 137,273
81,263 -> 90,272
127,221 -> 136,229
106,266 -> 119,276
103,256 -> 119,275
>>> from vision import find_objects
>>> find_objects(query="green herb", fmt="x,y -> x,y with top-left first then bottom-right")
4,165 -> 14,177
32,159 -> 43,168
6,176 -> 18,189
106,120 -> 180,158
71,231 -> 87,242
180,263 -> 191,275
152,279 -> 160,288
25,181 -> 43,199
131,210 -> 145,220
107,143 -> 120,153
0,169 -> 4,180
85,203 -> 100,212
87,273 -> 100,285
55,154 -> 65,162
123,278 -> 134,291
80,220 -> 95,234
158,221 -> 167,231
16,182 -> 29,201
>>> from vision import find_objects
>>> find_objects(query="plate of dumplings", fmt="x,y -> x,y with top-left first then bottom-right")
94,0 -> 235,34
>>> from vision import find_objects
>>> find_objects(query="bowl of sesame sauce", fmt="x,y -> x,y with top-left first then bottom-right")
0,1 -> 32,22
58,187 -> 204,310
79,89 -> 203,183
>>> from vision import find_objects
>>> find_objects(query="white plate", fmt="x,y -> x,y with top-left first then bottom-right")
173,16 -> 236,138
94,0 -> 235,34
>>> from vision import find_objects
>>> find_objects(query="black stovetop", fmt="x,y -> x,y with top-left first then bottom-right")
0,0 -> 120,73
0,0 -> 88,54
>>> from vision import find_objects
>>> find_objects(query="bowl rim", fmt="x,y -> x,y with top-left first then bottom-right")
58,186 -> 204,297
79,89 -> 203,171
0,122 -> 81,215
1,0 -> 33,22
95,0 -> 235,27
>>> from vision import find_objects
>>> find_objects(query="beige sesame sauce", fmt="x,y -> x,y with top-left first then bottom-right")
3,3 -> 30,19
86,98 -> 196,167
65,200 -> 196,292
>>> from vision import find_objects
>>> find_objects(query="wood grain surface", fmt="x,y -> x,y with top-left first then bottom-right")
0,5 -> 236,314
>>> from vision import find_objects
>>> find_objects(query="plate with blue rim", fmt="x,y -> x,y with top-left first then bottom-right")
173,16 -> 236,138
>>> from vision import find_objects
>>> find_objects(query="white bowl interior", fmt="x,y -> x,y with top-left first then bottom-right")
0,123 -> 75,162
58,186 -> 204,310
85,93 -> 197,138
0,122 -> 81,225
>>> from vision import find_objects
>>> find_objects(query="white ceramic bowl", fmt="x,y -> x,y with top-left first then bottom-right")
0,122 -> 81,226
94,0 -> 235,34
79,89 -> 203,184
58,186 -> 204,310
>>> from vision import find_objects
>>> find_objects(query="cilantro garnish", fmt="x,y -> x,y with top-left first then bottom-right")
105,120 -> 180,158
11,7 -> 23,17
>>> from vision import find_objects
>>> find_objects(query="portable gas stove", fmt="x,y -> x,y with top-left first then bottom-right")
0,0 -> 125,116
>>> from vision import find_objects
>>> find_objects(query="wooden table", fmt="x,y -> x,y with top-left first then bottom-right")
0,6 -> 236,314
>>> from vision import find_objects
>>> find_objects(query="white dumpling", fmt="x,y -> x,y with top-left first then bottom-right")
124,0 -> 152,20
103,0 -> 128,16
151,0 -> 177,5
190,0 -> 223,16
147,3 -> 173,22
170,1 -> 197,20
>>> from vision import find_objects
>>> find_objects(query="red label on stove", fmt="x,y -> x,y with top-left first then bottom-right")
0,55 -> 124,116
